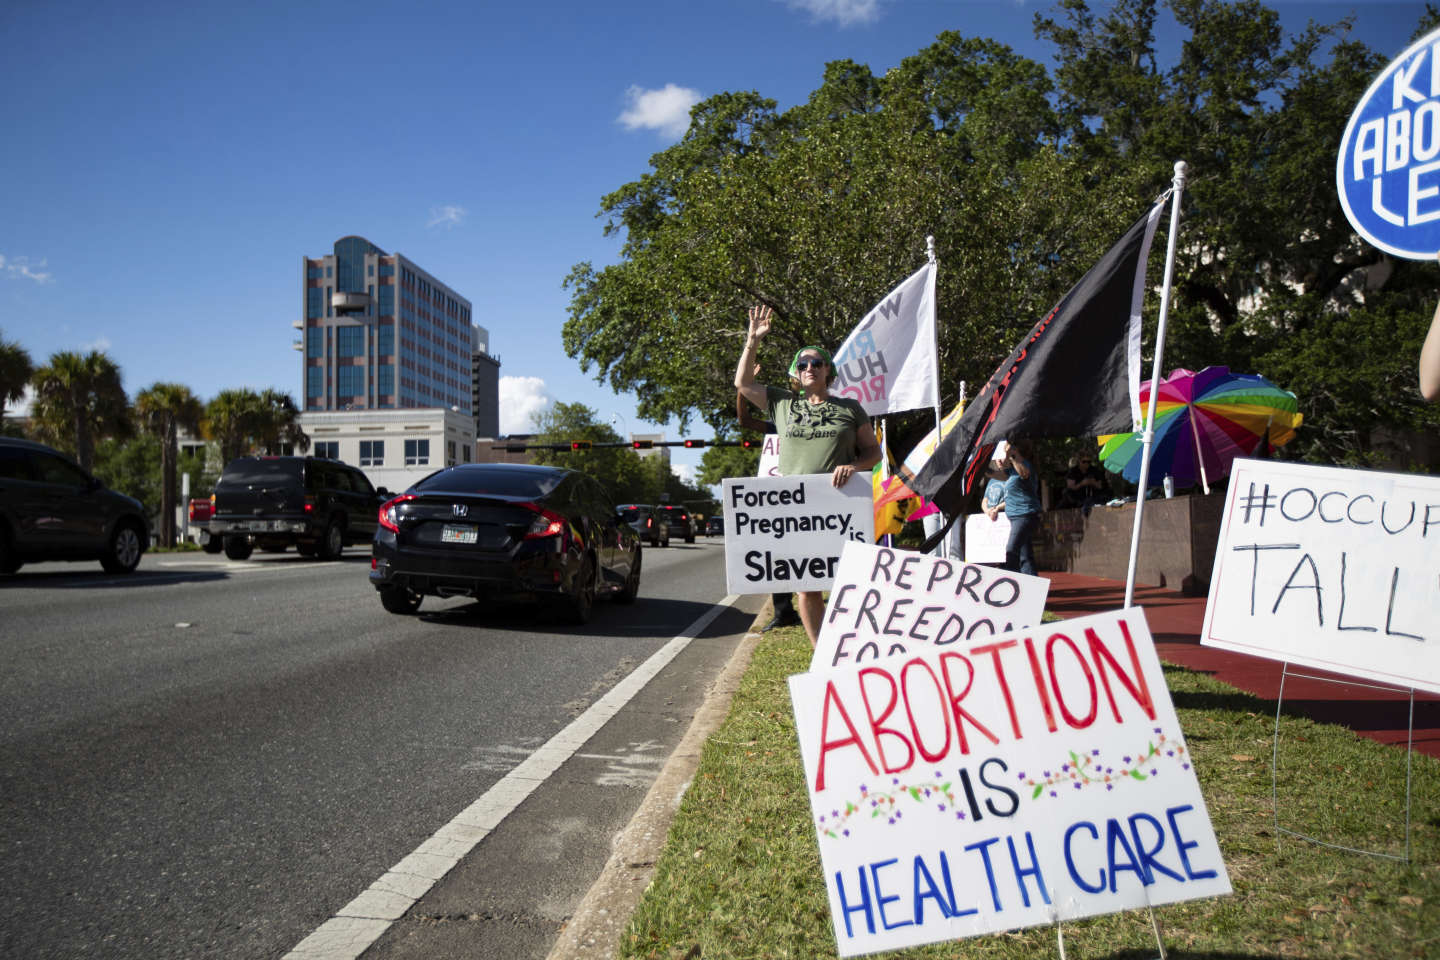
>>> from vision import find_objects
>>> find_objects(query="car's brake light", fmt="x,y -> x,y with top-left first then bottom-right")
304,494 -> 315,514
520,503 -> 567,540
378,494 -> 415,532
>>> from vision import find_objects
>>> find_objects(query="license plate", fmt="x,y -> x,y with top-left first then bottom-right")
441,524 -> 478,544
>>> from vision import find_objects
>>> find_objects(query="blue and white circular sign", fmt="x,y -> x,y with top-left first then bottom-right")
1338,27 -> 1440,259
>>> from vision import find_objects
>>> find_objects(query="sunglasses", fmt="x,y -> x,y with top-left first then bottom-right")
794,358 -> 828,371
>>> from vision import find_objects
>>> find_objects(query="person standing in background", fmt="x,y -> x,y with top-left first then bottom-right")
993,440 -> 1040,576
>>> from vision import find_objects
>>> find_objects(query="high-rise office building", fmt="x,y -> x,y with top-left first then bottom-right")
300,236 -> 475,414
471,325 -> 500,438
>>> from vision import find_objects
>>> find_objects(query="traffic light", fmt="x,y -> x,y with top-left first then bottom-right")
570,440 -> 592,451
740,438 -> 758,449
682,439 -> 706,449
632,439 -> 653,450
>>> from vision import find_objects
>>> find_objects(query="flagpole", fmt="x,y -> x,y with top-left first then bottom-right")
1124,161 -> 1188,608
926,235 -> 947,556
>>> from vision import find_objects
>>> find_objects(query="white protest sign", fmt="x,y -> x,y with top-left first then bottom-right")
811,541 -> 1048,671
757,433 -> 781,477
1202,458 -> 1440,694
789,608 -> 1231,958
965,511 -> 1012,564
724,473 -> 874,594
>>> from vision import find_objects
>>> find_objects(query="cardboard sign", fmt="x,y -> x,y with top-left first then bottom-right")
1337,26 -> 1440,259
1202,458 -> 1440,694
723,473 -> 874,594
965,511 -> 1012,564
790,608 -> 1231,957
757,433 -> 781,478
811,541 -> 1049,671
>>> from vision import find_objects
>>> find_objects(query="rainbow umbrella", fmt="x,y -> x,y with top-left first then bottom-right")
1097,366 -> 1302,492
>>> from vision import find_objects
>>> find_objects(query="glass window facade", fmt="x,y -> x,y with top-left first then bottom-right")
360,440 -> 383,466
307,366 -> 323,397
405,438 -> 429,466
314,441 -> 339,459
337,366 -> 363,397
307,327 -> 323,358
377,326 -> 394,355
337,326 -> 364,358
377,365 -> 394,395
307,288 -> 322,319
378,286 -> 394,316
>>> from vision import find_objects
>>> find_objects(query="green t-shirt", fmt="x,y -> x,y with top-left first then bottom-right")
766,385 -> 867,477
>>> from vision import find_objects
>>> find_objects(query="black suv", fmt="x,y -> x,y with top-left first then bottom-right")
0,437 -> 150,575
208,456 -> 388,561
656,504 -> 695,543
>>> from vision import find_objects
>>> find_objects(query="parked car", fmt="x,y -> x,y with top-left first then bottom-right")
616,503 -> 669,547
656,504 -> 695,543
208,456 -> 388,561
706,516 -> 724,536
0,437 -> 150,575
370,462 -> 641,622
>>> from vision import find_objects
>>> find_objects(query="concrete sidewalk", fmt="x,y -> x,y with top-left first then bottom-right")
1041,571 -> 1440,759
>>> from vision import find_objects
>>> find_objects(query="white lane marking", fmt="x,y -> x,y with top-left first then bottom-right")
283,593 -> 743,960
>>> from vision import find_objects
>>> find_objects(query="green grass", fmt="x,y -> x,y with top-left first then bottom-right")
618,626 -> 1439,960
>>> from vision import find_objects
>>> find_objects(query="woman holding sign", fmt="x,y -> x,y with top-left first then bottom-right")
735,304 -> 881,647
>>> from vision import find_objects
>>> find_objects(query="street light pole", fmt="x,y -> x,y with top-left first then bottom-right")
610,412 -> 629,442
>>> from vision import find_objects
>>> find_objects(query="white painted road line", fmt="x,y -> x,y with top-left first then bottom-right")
282,593 -> 744,960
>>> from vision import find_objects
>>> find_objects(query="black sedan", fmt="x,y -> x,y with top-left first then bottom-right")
369,463 -> 641,623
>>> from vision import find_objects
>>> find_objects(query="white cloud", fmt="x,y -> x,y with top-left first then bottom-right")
780,0 -> 882,27
498,376 -> 554,434
618,84 -> 703,138
427,205 -> 467,229
0,254 -> 54,284
81,336 -> 112,352
671,461 -> 696,485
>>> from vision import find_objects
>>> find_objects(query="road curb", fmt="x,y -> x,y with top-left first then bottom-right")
543,601 -> 772,959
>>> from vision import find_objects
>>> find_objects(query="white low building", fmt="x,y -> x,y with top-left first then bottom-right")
299,407 -> 476,494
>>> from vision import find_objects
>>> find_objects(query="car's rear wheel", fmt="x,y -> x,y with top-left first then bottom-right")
100,522 -> 143,574
561,555 -> 596,625
616,550 -> 641,604
316,520 -> 344,561
379,584 -> 423,614
223,536 -> 254,560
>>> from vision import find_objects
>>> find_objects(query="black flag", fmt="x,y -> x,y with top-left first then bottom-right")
913,196 -> 1170,516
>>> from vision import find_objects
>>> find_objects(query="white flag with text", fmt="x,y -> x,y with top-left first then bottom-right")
831,262 -> 939,416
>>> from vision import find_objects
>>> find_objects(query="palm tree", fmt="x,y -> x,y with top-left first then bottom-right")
256,388 -> 310,455
204,388 -> 263,466
204,388 -> 311,465
0,331 -> 34,425
136,383 -> 203,547
29,350 -> 131,472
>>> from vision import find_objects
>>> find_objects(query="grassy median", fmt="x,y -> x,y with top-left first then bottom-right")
618,625 -> 1439,960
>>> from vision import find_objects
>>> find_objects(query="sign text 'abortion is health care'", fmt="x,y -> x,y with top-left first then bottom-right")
1202,458 -> 1440,694
789,608 -> 1231,957
811,541 -> 1049,672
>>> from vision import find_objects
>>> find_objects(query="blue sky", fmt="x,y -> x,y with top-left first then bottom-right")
0,0 -> 1430,485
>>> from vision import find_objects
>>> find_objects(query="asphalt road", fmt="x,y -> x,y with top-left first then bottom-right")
0,537 -> 762,960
